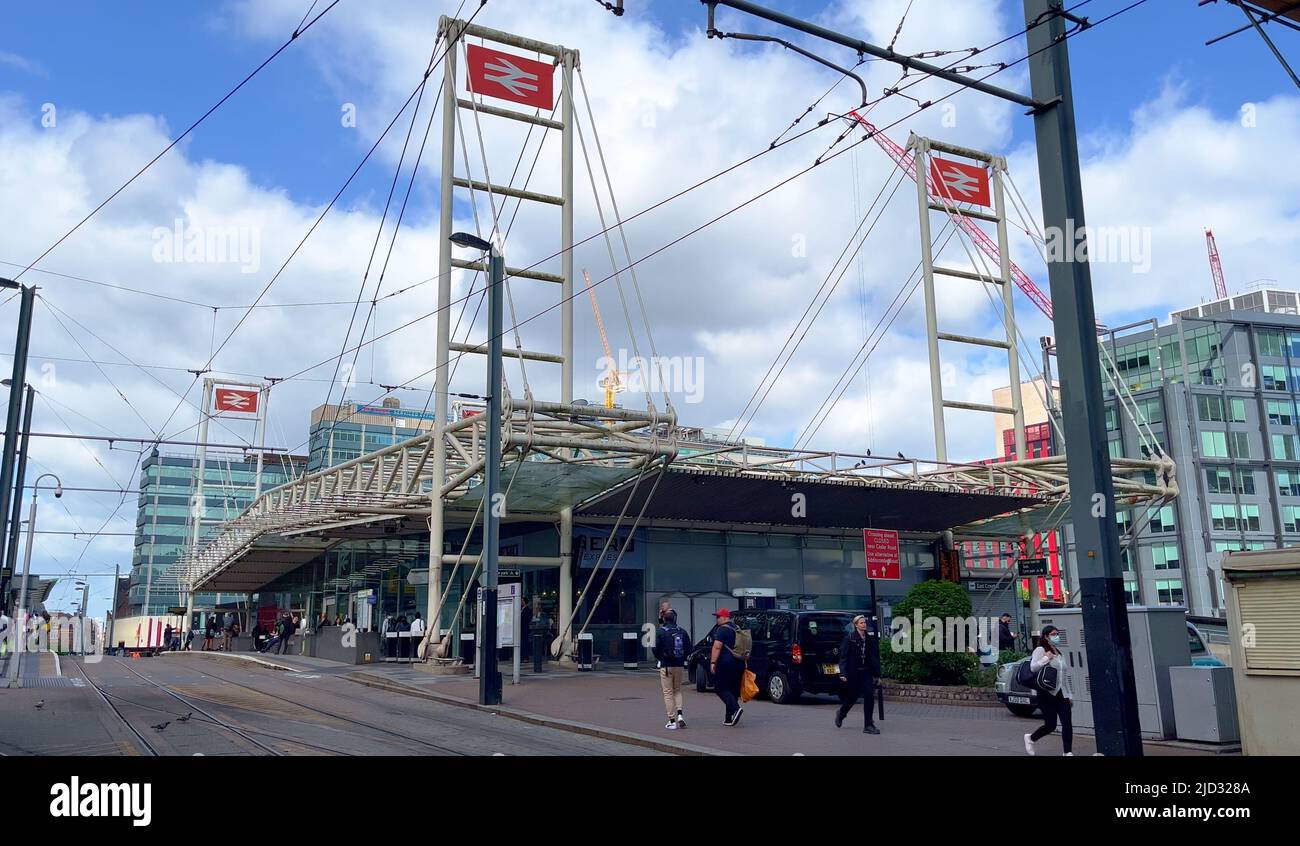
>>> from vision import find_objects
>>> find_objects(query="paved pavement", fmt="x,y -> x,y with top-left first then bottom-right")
323,657 -> 1224,757
0,652 -> 664,755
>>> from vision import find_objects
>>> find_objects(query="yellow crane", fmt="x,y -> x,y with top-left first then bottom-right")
583,269 -> 625,409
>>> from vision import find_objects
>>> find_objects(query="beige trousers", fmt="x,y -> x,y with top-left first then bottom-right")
659,667 -> 684,718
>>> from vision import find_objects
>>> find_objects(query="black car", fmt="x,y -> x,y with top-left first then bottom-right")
686,609 -> 865,704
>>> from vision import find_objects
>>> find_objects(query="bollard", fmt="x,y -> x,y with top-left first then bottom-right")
531,622 -> 546,673
577,632 -> 594,671
460,632 -> 476,666
622,631 -> 639,669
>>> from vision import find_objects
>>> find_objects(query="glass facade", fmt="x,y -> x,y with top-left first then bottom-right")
129,450 -> 307,615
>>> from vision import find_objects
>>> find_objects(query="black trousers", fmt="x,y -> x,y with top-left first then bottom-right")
713,661 -> 742,720
836,674 -> 877,727
1031,691 -> 1073,753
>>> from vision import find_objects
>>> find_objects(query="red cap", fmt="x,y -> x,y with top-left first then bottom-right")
714,608 -> 731,619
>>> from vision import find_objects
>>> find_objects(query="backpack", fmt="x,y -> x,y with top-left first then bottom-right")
667,626 -> 687,661
728,626 -> 753,663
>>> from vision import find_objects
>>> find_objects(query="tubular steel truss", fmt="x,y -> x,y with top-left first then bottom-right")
169,401 -> 677,593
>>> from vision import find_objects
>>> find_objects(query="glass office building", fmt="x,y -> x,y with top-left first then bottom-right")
307,397 -> 439,471
128,449 -> 307,615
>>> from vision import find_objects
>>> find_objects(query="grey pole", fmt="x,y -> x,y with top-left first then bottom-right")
1024,0 -> 1142,755
480,245 -> 505,705
0,283 -> 35,586
108,562 -> 119,651
5,385 -> 35,590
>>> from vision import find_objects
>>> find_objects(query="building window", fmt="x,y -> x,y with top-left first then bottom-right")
1155,580 -> 1184,606
1211,503 -> 1238,532
1230,397 -> 1247,423
1273,434 -> 1300,461
1135,396 -> 1164,425
1267,399 -> 1296,426
1280,471 -> 1300,497
1150,505 -> 1177,534
1262,364 -> 1290,391
1201,431 -> 1229,458
1283,505 -> 1300,533
1151,542 -> 1180,571
1197,395 -> 1225,422
1259,329 -> 1286,358
1116,511 -> 1133,536
1124,582 -> 1139,604
1231,431 -> 1251,459
1105,405 -> 1119,431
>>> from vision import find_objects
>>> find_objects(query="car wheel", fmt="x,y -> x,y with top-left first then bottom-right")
1007,704 -> 1037,718
767,670 -> 798,704
696,666 -> 710,692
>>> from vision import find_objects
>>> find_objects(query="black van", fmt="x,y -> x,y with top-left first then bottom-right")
685,609 -> 864,704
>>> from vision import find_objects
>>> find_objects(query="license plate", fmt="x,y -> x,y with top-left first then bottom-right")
822,664 -> 840,675
1008,695 -> 1031,705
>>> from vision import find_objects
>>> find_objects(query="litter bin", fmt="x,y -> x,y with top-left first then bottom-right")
622,631 -> 639,669
460,632 -> 476,666
577,632 -> 594,671
531,620 -> 548,673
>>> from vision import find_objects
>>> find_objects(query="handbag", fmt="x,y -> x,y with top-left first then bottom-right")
740,669 -> 759,703
1035,663 -> 1060,694
1014,660 -> 1037,688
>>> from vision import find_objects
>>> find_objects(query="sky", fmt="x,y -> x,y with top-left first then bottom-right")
1,0 -> 1298,620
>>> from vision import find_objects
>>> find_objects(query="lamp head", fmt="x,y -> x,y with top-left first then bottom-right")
54,485 -> 63,499
448,232 -> 493,252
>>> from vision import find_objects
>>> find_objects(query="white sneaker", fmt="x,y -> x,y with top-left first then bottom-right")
665,720 -> 678,730
1024,733 -> 1036,756
1063,752 -> 1073,756
676,714 -> 686,729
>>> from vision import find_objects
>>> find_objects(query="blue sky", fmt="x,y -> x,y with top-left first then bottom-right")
2,0 -> 1298,621
3,1 -> 1293,215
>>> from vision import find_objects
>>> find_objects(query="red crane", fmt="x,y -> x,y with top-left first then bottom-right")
1205,229 -> 1228,299
846,110 -> 1055,321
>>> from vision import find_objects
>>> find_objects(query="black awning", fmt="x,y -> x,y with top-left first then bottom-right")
575,466 -> 1042,533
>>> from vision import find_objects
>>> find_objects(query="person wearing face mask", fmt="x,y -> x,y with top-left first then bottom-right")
1024,624 -> 1073,756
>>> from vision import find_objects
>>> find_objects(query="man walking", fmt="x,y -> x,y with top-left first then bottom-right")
221,611 -> 236,651
652,609 -> 691,730
708,608 -> 745,726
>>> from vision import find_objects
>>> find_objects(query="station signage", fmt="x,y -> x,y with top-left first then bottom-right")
466,44 -> 555,110
930,158 -> 991,207
214,387 -> 259,414
863,528 -> 901,581
1017,557 -> 1049,577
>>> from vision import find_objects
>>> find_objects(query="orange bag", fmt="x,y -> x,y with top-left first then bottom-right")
740,669 -> 759,703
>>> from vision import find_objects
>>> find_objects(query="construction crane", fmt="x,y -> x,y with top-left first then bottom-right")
1205,228 -> 1228,299
845,110 -> 1056,320
582,269 -> 625,409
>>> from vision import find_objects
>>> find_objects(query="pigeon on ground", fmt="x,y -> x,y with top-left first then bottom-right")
151,721 -> 170,731
34,700 -> 45,710
177,712 -> 193,723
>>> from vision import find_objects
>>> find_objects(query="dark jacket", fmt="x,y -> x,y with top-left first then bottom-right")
998,620 -> 1016,651
652,623 -> 692,668
838,629 -> 881,680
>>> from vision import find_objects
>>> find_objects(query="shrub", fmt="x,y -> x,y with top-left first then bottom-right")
881,580 -> 981,686
998,649 -> 1028,665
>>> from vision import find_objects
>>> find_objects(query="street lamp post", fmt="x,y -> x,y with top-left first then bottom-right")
3,380 -> 36,600
7,472 -> 59,682
0,280 -> 34,593
449,232 -> 503,706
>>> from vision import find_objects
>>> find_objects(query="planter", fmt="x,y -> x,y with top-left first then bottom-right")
879,680 -> 1000,707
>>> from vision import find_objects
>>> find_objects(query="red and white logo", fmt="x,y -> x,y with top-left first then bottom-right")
214,387 -> 259,414
930,158 -> 991,207
466,44 -> 555,110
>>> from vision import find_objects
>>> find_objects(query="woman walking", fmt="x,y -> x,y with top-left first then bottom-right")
708,608 -> 744,726
835,615 -> 881,735
1025,624 -> 1074,756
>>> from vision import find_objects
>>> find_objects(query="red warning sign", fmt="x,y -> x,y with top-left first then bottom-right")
864,528 -> 901,581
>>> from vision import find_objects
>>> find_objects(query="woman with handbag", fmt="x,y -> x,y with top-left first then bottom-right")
835,615 -> 882,735
1024,624 -> 1074,756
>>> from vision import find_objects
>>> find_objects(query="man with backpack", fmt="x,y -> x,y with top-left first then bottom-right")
708,608 -> 750,726
652,609 -> 691,730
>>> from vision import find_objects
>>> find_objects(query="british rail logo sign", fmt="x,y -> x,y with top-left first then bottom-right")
466,44 -> 555,110
930,158 -> 991,207
214,387 -> 259,414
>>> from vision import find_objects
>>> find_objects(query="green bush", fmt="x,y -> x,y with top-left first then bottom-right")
881,581 -> 981,686
965,663 -> 1000,688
